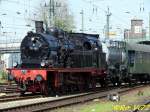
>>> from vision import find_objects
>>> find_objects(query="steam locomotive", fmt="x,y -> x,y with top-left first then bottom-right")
8,21 -> 107,95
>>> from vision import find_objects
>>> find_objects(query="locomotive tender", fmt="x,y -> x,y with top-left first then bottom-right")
103,40 -> 126,85
8,21 -> 107,95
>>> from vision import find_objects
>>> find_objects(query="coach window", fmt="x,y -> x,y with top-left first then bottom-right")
128,50 -> 135,67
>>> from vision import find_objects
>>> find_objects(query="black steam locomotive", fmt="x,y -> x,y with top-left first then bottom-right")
8,21 -> 107,95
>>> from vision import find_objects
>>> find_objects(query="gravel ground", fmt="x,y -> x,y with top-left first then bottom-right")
52,85 -> 150,112
0,92 -> 93,110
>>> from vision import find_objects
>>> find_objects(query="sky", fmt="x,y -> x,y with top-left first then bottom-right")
68,0 -> 150,39
0,0 -> 150,42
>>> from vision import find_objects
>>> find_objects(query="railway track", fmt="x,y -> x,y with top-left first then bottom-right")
0,86 -> 115,103
0,84 -> 17,93
0,94 -> 43,103
133,99 -> 150,112
0,85 -> 147,112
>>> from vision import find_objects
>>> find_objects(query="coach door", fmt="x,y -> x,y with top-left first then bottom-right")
128,50 -> 135,67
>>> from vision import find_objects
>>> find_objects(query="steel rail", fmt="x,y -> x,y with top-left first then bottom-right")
0,85 -> 146,112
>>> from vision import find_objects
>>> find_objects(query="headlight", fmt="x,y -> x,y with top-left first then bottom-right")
31,37 -> 35,41
35,75 -> 43,81
41,61 -> 46,67
94,47 -> 98,51
13,62 -> 18,67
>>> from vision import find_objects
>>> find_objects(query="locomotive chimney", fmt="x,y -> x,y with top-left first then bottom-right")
35,21 -> 44,33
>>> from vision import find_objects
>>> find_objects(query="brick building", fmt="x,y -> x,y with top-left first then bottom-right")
124,19 -> 146,39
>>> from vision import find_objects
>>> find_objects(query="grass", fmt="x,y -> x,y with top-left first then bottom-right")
81,101 -> 114,112
80,86 -> 150,112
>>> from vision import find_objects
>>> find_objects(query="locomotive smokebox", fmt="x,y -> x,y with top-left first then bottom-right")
35,21 -> 44,33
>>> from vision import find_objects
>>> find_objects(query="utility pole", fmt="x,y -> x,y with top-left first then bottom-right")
80,9 -> 84,33
0,21 -> 1,35
105,7 -> 111,39
149,12 -> 150,39
49,0 -> 55,27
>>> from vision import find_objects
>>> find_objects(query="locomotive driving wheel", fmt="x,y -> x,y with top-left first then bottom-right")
40,82 -> 49,96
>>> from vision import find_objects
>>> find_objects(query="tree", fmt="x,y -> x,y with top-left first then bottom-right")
54,13 -> 75,31
37,0 -> 75,32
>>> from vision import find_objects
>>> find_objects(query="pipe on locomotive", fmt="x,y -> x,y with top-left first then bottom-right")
35,21 -> 65,38
35,21 -> 44,33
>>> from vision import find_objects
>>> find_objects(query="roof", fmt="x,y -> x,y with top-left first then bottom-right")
131,19 -> 143,21
126,42 -> 150,53
69,33 -> 99,39
138,41 -> 150,45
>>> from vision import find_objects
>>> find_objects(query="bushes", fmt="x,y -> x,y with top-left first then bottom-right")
0,71 -> 8,80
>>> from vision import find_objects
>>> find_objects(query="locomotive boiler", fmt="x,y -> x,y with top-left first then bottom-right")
21,28 -> 105,68
8,21 -> 107,95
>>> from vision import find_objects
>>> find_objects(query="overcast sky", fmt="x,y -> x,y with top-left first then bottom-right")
0,0 -> 150,41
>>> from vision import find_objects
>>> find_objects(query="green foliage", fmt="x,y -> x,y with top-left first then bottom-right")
54,15 -> 75,32
37,0 -> 75,32
0,71 -> 8,80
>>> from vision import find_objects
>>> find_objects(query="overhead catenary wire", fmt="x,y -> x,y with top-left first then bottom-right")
81,0 -> 138,29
